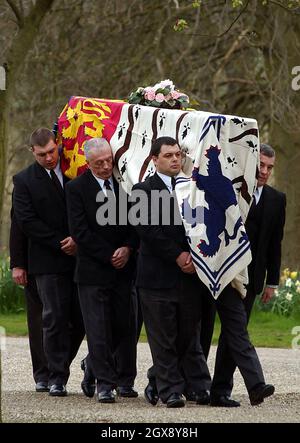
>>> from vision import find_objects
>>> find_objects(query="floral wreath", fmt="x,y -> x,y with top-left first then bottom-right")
128,79 -> 189,110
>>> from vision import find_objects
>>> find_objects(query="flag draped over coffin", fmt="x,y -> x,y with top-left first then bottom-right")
57,96 -> 259,299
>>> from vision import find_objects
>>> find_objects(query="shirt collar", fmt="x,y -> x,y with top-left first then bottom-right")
157,172 -> 173,192
44,160 -> 61,176
254,185 -> 263,204
91,173 -> 113,191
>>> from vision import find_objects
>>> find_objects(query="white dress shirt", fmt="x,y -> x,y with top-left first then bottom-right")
157,172 -> 174,193
91,173 -> 115,196
45,161 -> 64,187
253,186 -> 263,204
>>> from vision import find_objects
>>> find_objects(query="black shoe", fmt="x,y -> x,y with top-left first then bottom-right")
116,386 -> 138,398
144,381 -> 159,406
80,358 -> 96,398
49,384 -> 67,397
97,390 -> 116,403
210,395 -> 240,407
35,381 -> 49,392
166,393 -> 185,408
249,384 -> 275,406
184,391 -> 197,402
196,390 -> 210,405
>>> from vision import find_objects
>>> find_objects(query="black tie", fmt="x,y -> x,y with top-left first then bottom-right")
104,179 -> 112,191
50,169 -> 64,197
171,177 -> 176,190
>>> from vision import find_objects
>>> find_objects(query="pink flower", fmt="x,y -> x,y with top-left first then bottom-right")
155,93 -> 165,103
145,89 -> 156,101
171,90 -> 181,99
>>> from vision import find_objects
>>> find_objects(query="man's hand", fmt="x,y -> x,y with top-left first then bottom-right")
176,252 -> 196,274
12,267 -> 28,286
111,246 -> 131,269
261,286 -> 275,304
60,237 -> 77,256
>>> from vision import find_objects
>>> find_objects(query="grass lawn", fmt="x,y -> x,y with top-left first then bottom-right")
1,309 -> 299,348
139,309 -> 300,349
0,311 -> 28,336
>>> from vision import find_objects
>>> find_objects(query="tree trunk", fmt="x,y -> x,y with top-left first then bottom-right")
268,10 -> 300,270
0,0 -> 55,246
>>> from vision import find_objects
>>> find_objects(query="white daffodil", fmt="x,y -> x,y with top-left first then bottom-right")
285,278 -> 292,287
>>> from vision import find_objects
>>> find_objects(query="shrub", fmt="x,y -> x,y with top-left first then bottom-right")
0,252 -> 25,313
256,268 -> 300,317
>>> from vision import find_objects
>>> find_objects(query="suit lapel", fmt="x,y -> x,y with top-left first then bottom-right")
150,172 -> 170,191
34,162 -> 66,203
85,168 -> 105,195
256,186 -> 273,255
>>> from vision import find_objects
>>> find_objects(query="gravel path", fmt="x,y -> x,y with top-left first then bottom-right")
1,338 -> 300,423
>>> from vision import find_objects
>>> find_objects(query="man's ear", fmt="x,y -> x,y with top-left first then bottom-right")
152,155 -> 158,166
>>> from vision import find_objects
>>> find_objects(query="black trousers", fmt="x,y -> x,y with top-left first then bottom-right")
25,276 -> 49,383
200,292 -> 216,360
132,285 -> 144,343
211,286 -> 265,396
35,273 -> 85,385
78,279 -> 136,392
139,275 -> 211,403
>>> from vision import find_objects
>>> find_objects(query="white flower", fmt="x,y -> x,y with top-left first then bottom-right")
296,287 -> 300,294
285,278 -> 292,287
285,293 -> 293,301
274,289 -> 279,297
153,79 -> 175,91
295,280 -> 300,287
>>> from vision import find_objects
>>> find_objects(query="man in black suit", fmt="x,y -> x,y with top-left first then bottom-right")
66,137 -> 138,403
12,127 -> 85,396
132,136 -> 212,408
210,143 -> 286,404
9,212 -> 49,392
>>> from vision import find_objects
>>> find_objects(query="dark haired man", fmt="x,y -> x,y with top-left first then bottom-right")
132,136 -> 212,408
12,127 -> 85,396
210,143 -> 286,404
134,136 -> 275,408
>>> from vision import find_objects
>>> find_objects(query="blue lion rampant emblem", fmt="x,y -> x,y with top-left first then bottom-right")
192,145 -> 244,257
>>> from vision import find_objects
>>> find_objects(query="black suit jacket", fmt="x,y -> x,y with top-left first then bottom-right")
9,209 -> 28,270
65,168 -> 137,286
12,162 -> 75,275
132,173 -> 191,289
247,184 -> 286,295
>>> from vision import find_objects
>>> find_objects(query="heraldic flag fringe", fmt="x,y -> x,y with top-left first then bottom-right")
57,96 -> 259,299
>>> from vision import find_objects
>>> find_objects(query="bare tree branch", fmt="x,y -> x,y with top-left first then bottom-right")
181,0 -> 250,38
6,0 -> 24,28
269,0 -> 300,14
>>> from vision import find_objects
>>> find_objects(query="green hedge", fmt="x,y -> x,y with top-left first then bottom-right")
0,254 -> 25,313
256,269 -> 300,318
